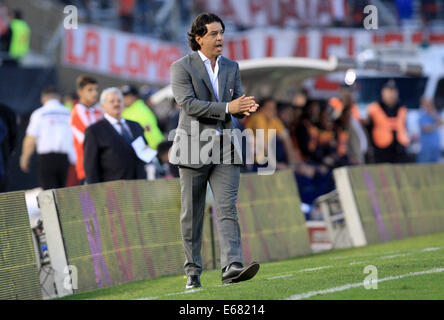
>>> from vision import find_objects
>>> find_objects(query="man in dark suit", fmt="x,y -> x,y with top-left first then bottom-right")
83,87 -> 147,184
170,13 -> 260,289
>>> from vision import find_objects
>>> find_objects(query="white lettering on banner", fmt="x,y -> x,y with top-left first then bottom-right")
202,0 -> 345,28
62,24 -> 444,85
223,28 -> 444,61
62,24 -> 183,84
223,27 -> 444,91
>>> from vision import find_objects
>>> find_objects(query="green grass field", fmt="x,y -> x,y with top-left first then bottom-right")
61,232 -> 444,300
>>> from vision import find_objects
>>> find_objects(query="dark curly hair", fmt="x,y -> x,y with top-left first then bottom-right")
187,13 -> 225,51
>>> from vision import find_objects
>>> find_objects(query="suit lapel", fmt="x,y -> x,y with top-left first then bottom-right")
103,118 -> 134,152
218,57 -> 227,102
191,52 -> 217,101
126,121 -> 140,140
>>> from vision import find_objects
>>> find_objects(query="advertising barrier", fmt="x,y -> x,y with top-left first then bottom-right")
334,163 -> 444,246
0,191 -> 41,300
39,170 -> 311,297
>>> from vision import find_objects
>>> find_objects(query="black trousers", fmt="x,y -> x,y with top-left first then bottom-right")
38,153 -> 70,190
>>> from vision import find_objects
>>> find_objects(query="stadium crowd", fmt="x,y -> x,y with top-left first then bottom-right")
53,0 -> 444,41
1,72 -> 440,220
0,1 -> 443,219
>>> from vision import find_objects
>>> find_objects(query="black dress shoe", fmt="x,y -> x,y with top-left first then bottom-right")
222,262 -> 260,284
185,275 -> 202,289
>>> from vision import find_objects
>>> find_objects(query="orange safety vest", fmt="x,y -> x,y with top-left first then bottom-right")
329,97 -> 361,121
367,102 -> 410,149
70,103 -> 103,180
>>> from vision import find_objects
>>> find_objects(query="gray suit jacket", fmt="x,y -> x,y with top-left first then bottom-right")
169,52 -> 244,168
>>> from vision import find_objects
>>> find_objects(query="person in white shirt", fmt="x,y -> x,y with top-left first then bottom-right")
20,87 -> 75,189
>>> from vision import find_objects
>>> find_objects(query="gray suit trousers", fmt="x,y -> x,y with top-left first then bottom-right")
179,162 -> 242,276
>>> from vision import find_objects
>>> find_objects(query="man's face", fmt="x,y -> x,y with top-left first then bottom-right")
103,92 -> 123,119
78,84 -> 98,107
123,94 -> 137,108
381,87 -> 398,107
196,22 -> 224,58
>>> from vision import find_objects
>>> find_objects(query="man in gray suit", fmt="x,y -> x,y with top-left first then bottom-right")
170,13 -> 260,289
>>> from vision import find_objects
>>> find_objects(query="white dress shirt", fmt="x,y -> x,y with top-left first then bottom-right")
26,99 -> 76,164
104,113 -> 133,138
198,50 -> 229,113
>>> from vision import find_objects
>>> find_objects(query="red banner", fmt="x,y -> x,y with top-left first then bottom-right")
62,24 -> 183,84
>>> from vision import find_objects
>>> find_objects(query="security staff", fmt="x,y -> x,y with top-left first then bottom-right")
121,85 -> 164,150
366,80 -> 410,163
20,87 -> 75,190
4,9 -> 30,61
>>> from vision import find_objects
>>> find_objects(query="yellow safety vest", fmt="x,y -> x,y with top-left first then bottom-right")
9,19 -> 31,59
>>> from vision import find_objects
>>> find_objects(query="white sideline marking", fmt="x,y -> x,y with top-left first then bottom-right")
298,266 -> 331,272
267,274 -> 294,280
138,296 -> 159,300
165,288 -> 203,296
380,253 -> 410,260
286,268 -> 444,300
349,261 -> 365,265
422,247 -> 440,252
138,288 -> 203,300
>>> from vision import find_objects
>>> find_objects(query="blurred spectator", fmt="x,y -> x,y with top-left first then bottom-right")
121,84 -> 164,150
1,9 -> 30,64
0,103 -> 16,192
317,105 -> 338,167
62,92 -> 78,111
20,87 -> 75,190
417,97 -> 443,163
245,97 -> 299,169
292,99 -> 335,205
83,87 -> 146,184
0,1 -> 9,51
329,84 -> 361,122
328,84 -> 367,164
420,0 -> 439,25
289,90 -> 307,153
165,99 -> 180,136
0,117 -> 7,190
366,80 -> 410,163
134,0 -> 153,34
295,99 -> 322,163
148,140 -> 179,179
70,75 -> 103,183
333,105 -> 353,167
118,0 -> 135,32
349,0 -> 369,27
395,0 -> 414,25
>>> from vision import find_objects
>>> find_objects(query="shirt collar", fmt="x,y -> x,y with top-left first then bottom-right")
76,102 -> 101,112
198,50 -> 221,64
104,112 -> 125,125
43,99 -> 62,108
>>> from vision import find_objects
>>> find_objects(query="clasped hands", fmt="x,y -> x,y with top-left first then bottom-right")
228,95 -> 259,116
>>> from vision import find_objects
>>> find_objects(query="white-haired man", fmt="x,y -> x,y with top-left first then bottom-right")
83,87 -> 147,184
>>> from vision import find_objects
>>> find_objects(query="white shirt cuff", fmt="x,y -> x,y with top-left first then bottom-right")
226,103 -> 229,114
